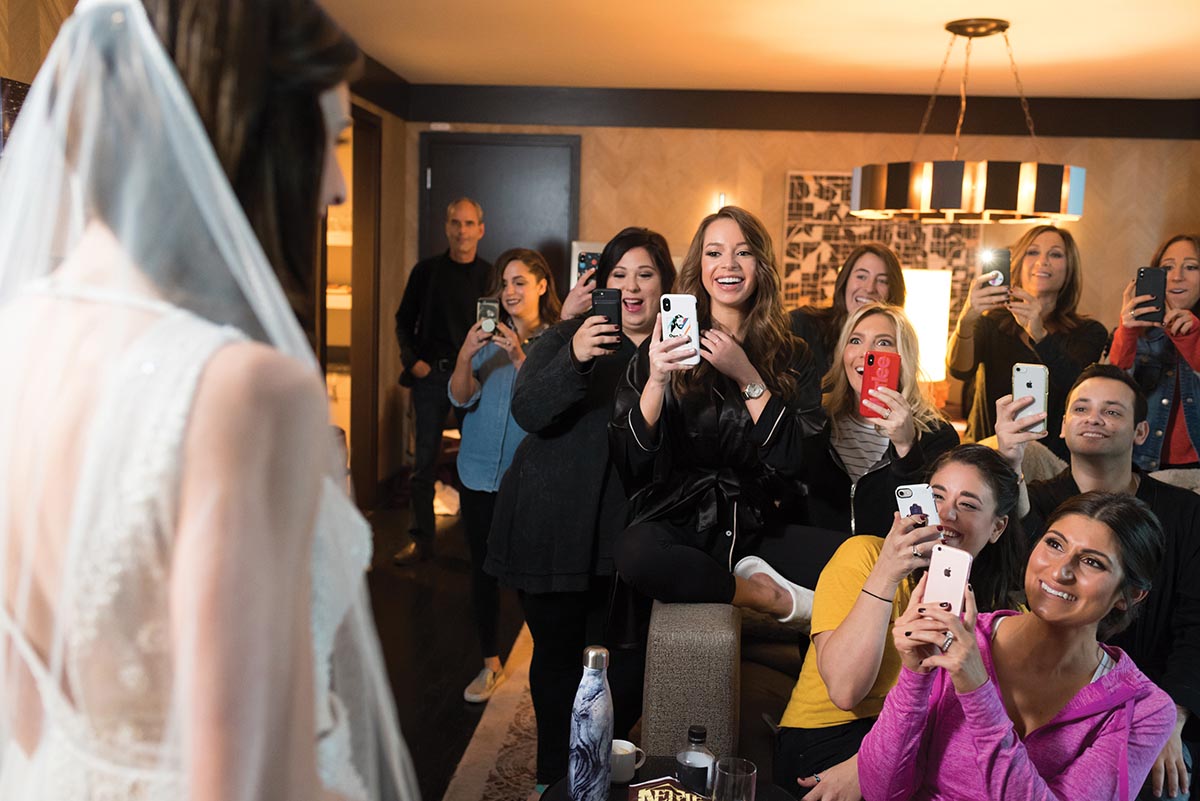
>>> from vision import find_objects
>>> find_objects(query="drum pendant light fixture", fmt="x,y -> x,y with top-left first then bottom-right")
851,19 -> 1085,224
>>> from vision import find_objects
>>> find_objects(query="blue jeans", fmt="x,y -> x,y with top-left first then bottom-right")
409,367 -> 458,541
1136,741 -> 1194,801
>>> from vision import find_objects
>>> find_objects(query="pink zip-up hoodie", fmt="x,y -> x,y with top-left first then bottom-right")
859,611 -> 1175,801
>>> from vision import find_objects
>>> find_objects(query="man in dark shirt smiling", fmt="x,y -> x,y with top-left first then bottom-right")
394,197 -> 493,563
996,363 -> 1200,800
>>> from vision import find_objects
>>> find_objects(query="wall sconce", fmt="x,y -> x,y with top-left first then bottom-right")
716,192 -> 726,211
902,268 -> 952,383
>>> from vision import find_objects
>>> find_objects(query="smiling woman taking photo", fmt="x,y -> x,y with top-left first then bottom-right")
611,206 -> 829,624
448,248 -> 560,703
859,492 -> 1175,801
1109,233 -> 1200,471
791,243 -> 907,382
948,226 -> 1107,460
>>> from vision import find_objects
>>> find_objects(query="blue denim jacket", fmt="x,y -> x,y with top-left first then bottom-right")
449,342 -> 529,492
1129,328 -> 1200,470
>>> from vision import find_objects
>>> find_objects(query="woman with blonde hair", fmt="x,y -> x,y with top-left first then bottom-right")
949,225 -> 1107,459
611,206 -> 834,624
800,302 -> 960,538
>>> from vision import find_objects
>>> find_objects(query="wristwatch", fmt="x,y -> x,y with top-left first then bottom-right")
741,382 -> 766,400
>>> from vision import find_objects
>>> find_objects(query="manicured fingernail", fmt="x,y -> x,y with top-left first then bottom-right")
967,583 -> 973,591
917,607 -> 926,614
936,525 -> 944,531
904,631 -> 912,637
939,602 -> 951,609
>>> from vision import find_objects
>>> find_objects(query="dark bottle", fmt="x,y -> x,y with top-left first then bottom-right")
675,724 -> 716,796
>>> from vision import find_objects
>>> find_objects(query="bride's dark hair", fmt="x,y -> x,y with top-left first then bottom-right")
142,0 -> 361,335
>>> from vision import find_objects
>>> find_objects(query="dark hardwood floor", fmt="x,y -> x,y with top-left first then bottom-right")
367,505 -> 526,801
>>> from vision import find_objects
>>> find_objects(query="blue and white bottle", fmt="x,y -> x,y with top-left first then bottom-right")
568,645 -> 613,801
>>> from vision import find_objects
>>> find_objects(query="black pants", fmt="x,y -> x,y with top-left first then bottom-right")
520,582 -> 645,786
459,486 -> 501,658
614,520 -> 847,604
774,718 -> 877,798
408,368 -> 457,541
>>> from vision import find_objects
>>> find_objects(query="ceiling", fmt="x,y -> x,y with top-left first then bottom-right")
323,1 -> 1200,100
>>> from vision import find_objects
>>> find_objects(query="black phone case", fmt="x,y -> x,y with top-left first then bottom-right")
1135,267 -> 1167,324
591,289 -> 622,351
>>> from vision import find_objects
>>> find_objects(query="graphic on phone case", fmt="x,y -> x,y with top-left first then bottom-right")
667,314 -> 690,338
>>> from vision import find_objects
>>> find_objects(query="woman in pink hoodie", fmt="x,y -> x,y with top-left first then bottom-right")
859,492 -> 1175,801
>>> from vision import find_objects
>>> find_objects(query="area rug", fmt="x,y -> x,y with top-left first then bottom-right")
442,625 -> 537,801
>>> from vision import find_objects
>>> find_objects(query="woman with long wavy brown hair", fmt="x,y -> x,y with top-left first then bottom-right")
948,225 -> 1107,459
610,206 -> 840,623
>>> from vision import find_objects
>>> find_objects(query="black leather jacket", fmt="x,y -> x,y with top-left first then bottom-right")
609,335 -> 825,567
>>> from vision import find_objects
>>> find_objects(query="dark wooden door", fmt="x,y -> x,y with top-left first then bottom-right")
419,133 -> 580,293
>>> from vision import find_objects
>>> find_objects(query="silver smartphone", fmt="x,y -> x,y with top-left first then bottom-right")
924,544 -> 973,616
1013,363 -> 1049,434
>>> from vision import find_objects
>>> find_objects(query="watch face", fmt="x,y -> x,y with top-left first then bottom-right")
743,382 -> 765,399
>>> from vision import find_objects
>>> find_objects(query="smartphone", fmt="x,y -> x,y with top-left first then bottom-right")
895,484 -> 941,526
577,251 -> 600,282
476,297 -> 500,334
923,544 -> 973,616
661,294 -> 701,367
859,350 -> 901,418
1012,362 -> 1049,434
982,248 -> 1011,287
1134,267 -> 1167,325
591,288 -> 622,352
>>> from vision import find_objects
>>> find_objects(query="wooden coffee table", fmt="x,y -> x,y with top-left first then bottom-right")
541,755 -> 792,800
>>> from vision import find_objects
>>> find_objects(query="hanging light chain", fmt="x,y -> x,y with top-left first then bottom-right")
1003,31 -> 1044,159
912,32 -> 958,161
952,37 -> 974,161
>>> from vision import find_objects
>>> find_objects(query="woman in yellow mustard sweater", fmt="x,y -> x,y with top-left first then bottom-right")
773,444 -> 1025,799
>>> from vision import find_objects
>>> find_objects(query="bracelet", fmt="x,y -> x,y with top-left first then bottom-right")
861,587 -> 893,603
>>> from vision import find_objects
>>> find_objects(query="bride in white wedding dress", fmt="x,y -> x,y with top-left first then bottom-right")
0,1 -> 417,800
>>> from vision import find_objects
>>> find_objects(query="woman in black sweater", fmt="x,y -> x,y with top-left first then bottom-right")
948,225 -> 1107,459
610,206 -> 834,623
485,227 -> 675,791
801,303 -> 960,538
790,243 -> 906,382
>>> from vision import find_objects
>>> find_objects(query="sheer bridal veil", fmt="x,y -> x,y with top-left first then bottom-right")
0,0 -> 417,799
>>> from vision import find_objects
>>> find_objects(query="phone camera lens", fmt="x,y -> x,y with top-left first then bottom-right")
662,298 -> 671,311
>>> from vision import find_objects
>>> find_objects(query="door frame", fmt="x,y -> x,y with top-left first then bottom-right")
349,104 -> 383,510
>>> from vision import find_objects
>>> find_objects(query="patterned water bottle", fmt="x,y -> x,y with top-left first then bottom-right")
568,645 -> 613,801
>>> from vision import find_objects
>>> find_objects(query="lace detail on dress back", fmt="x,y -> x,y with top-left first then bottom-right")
0,286 -> 242,799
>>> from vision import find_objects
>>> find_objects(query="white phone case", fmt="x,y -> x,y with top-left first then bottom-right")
923,544 -> 973,616
895,484 -> 941,526
661,294 -> 701,367
1013,363 -> 1050,434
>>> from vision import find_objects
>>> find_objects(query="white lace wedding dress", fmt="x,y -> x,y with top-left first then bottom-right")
0,282 -> 372,800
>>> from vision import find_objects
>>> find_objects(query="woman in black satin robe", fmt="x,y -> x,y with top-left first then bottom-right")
610,206 -> 842,623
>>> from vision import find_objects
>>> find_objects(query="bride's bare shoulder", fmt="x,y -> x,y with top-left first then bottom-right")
190,340 -> 327,443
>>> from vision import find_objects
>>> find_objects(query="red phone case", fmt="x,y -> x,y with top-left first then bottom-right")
859,351 -> 901,418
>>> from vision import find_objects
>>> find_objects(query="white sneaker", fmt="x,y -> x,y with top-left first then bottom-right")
463,667 -> 505,703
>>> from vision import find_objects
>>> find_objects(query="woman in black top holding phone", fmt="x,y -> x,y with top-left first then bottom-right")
611,206 -> 836,623
948,225 -> 1107,460
485,227 -> 674,791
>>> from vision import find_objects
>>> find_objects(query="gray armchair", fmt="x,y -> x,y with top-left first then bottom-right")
640,602 -> 806,776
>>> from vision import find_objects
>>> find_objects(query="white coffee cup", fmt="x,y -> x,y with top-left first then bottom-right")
610,739 -> 646,784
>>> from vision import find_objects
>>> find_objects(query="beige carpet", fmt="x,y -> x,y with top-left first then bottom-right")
442,625 -> 538,801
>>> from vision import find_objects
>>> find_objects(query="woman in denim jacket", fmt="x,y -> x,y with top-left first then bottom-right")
1110,234 -> 1200,471
449,248 -> 560,703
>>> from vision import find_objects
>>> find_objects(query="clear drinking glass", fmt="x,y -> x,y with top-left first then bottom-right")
712,757 -> 756,801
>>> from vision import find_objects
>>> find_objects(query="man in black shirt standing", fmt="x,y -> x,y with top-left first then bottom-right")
394,197 -> 493,563
996,364 -> 1200,800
